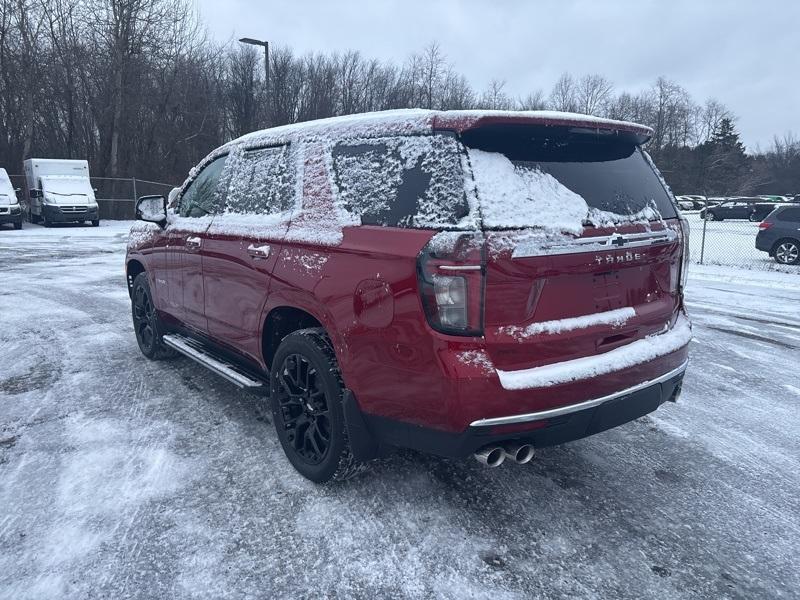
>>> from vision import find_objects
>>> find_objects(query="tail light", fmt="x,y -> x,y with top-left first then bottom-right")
758,221 -> 773,230
417,232 -> 485,336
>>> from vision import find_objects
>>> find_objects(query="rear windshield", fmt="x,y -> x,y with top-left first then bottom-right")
462,126 -> 677,227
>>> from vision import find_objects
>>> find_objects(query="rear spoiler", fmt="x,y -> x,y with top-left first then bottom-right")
433,112 -> 653,145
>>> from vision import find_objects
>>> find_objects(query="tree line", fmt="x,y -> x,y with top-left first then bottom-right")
1,0 -> 798,196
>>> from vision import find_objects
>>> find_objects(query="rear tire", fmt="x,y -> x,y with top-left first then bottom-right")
131,272 -> 176,360
705,212 -> 717,221
773,239 -> 800,265
749,213 -> 759,222
269,328 -> 365,483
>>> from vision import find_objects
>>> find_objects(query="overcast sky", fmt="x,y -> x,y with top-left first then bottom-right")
196,0 -> 799,151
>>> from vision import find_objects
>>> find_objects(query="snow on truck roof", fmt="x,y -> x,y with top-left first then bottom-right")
226,109 -> 653,150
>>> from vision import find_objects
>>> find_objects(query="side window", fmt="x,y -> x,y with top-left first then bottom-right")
224,146 -> 293,215
330,135 -> 468,228
179,155 -> 229,218
777,208 -> 800,222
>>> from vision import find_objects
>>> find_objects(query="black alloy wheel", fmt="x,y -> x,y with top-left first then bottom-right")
274,353 -> 332,465
269,328 -> 364,483
131,273 -> 175,360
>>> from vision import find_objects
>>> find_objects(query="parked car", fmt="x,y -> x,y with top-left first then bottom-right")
699,197 -> 761,221
756,205 -> 800,265
750,197 -> 791,222
23,158 -> 99,226
676,196 -> 695,211
0,168 -> 23,230
682,194 -> 707,209
126,110 -> 691,483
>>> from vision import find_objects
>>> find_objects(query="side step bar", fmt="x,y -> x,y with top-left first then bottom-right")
162,334 -> 267,391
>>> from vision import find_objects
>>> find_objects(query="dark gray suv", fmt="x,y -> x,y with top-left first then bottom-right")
756,205 -> 800,265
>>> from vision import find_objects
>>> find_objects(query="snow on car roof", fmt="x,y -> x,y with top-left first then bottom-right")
226,109 -> 653,151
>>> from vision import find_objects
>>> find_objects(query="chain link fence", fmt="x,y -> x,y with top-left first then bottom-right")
684,211 -> 798,273
7,174 -> 176,220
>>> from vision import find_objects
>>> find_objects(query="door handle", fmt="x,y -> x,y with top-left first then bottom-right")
186,236 -> 202,250
247,244 -> 271,259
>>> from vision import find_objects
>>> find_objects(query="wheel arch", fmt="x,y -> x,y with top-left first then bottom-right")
261,305 -> 325,370
126,259 -> 146,297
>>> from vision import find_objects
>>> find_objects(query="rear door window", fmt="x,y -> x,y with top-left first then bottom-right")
331,135 -> 470,228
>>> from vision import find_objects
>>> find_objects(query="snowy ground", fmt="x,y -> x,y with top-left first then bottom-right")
1,222 -> 798,599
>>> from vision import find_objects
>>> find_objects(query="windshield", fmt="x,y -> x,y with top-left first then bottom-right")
41,177 -> 93,197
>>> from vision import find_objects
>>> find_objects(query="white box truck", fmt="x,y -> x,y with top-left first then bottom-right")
0,168 -> 23,230
23,158 -> 99,227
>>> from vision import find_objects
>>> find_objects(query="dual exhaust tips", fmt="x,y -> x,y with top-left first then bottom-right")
474,443 -> 535,467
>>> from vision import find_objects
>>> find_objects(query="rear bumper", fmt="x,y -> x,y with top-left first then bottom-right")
352,313 -> 691,456
362,362 -> 686,458
755,231 -> 775,253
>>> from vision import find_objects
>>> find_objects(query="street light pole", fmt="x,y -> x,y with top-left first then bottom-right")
239,37 -> 270,125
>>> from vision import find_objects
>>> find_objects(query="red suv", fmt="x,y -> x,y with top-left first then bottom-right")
126,110 -> 691,482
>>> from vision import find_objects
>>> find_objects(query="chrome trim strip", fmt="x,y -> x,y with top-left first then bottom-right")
438,265 -> 482,271
470,360 -> 688,428
512,230 -> 677,258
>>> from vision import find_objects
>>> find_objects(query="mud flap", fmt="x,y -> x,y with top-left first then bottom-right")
342,390 -> 381,461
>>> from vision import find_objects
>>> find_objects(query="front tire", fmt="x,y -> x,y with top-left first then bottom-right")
773,240 -> 800,265
131,272 -> 176,360
91,219 -> 100,227
749,213 -> 760,222
13,221 -> 21,230
270,328 -> 364,483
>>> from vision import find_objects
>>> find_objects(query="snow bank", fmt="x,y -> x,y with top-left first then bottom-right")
496,315 -> 691,390
499,307 -> 636,340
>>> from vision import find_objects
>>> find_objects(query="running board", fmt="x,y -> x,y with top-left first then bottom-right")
162,334 -> 267,391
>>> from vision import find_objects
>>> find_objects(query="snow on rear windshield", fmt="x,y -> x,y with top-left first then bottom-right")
463,128 -> 675,232
467,149 -> 588,235
330,135 -> 474,229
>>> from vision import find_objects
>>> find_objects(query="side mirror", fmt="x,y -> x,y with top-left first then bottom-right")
136,195 -> 167,226
93,188 -> 98,192
30,189 -> 42,198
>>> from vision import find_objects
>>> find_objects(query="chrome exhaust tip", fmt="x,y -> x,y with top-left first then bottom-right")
474,446 -> 506,468
504,443 -> 535,465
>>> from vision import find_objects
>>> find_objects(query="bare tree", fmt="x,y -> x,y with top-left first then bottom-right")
548,72 -> 577,112
576,74 -> 614,116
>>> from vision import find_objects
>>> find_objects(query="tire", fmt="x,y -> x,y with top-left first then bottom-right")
270,328 -> 365,483
705,212 -> 717,221
773,239 -> 800,265
13,221 -> 21,230
131,272 -> 176,360
749,213 -> 759,222
91,220 -> 100,227
42,213 -> 51,227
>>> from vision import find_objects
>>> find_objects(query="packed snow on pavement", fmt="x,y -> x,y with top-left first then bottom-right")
1,222 -> 798,599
